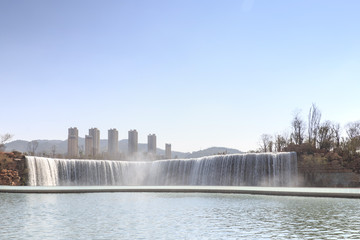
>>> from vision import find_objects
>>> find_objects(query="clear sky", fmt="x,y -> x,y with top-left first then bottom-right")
1,0 -> 360,153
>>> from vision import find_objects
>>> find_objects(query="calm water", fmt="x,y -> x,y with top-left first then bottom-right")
1,192 -> 359,239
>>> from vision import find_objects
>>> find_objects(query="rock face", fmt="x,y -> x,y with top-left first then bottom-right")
0,152 -> 27,186
0,169 -> 21,185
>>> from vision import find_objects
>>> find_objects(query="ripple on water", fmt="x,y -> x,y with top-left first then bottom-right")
0,193 -> 360,239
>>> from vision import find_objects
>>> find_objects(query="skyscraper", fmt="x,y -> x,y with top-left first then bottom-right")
108,128 -> 118,159
89,128 -> 100,156
128,129 -> 138,155
165,143 -> 171,159
67,127 -> 79,158
85,135 -> 93,157
147,134 -> 157,154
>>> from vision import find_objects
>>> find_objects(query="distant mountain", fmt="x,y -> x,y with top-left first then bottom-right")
186,147 -> 243,158
5,139 -> 67,154
4,139 -> 242,159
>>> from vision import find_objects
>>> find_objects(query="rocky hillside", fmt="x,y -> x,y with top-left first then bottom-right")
298,152 -> 360,187
0,152 -> 28,186
285,144 -> 360,187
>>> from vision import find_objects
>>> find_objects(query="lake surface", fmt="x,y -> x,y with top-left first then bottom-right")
1,192 -> 359,239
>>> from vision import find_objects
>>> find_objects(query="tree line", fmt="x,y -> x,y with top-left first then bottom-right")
259,104 -> 360,155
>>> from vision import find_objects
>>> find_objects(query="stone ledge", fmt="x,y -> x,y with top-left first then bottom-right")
1,186 -> 360,199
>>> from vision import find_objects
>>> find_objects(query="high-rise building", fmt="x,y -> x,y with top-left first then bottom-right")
165,143 -> 171,159
147,134 -> 156,154
108,128 -> 118,158
128,129 -> 138,155
67,127 -> 79,158
85,135 -> 93,157
89,128 -> 100,156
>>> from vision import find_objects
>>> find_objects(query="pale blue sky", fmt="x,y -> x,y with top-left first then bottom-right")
1,0 -> 360,152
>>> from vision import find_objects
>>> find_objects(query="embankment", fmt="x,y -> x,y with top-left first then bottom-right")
298,152 -> 360,187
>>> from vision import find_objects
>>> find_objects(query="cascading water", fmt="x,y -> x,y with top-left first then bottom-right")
26,152 -> 298,187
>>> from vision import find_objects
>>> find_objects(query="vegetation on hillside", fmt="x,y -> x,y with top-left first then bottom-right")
258,104 -> 360,173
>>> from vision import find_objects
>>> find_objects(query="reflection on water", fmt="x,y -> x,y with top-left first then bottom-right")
1,192 -> 359,239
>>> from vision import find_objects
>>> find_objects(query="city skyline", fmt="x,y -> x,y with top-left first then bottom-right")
67,127 -> 79,158
147,134 -> 157,155
68,127 -> 171,154
108,128 -> 119,158
1,1 -> 360,152
67,127 -> 172,159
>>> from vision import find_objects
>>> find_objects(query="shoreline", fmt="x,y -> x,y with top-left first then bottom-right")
1,186 -> 360,199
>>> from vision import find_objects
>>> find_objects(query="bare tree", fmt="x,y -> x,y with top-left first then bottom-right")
27,140 -> 39,156
332,122 -> 341,149
282,130 -> 291,146
274,134 -> 287,152
259,134 -> 272,152
346,121 -> 360,139
317,121 -> 333,150
308,104 -> 321,147
291,111 -> 306,145
345,121 -> 360,153
0,133 -> 13,151
268,140 -> 273,152
51,145 -> 56,157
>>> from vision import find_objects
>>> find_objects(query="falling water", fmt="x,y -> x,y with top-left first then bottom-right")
26,152 -> 298,187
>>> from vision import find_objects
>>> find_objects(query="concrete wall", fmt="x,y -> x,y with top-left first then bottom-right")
299,169 -> 360,187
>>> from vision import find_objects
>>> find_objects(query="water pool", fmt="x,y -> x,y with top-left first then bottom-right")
1,191 -> 359,239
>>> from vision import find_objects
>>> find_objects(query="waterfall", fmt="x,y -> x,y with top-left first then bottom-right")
26,152 -> 298,187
